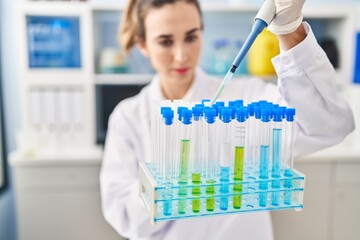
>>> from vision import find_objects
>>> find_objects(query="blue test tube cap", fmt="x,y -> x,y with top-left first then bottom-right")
236,107 -> 247,122
181,109 -> 192,125
163,109 -> 174,125
201,99 -> 211,106
204,108 -> 216,124
259,100 -> 268,105
273,108 -> 282,122
177,106 -> 187,121
279,106 -> 287,119
228,101 -> 236,107
229,106 -> 237,119
261,108 -> 271,122
220,108 -> 232,123
160,107 -> 171,115
247,104 -> 255,117
192,106 -> 203,121
254,106 -> 261,119
235,100 -> 244,107
286,108 -> 296,122
213,102 -> 224,116
195,103 -> 204,108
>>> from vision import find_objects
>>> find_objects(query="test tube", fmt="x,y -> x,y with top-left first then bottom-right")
283,108 -> 296,205
175,106 -> 187,179
160,106 -> 171,181
245,104 -> 256,175
161,108 -> 174,216
233,107 -> 247,209
150,103 -> 158,173
219,108 -> 232,211
204,108 -> 217,212
178,109 -> 192,214
191,106 -> 203,213
259,108 -> 271,207
253,105 -> 262,171
271,108 -> 283,206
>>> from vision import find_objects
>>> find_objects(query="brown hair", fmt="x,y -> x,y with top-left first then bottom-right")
120,0 -> 203,52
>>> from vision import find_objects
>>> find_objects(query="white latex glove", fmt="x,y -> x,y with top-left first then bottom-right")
268,0 -> 306,35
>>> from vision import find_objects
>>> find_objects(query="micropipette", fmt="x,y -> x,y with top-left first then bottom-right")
210,0 -> 276,106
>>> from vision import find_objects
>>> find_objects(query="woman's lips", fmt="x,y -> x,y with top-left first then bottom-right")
175,68 -> 189,74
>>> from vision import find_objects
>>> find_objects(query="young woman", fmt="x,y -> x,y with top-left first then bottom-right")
100,0 -> 355,239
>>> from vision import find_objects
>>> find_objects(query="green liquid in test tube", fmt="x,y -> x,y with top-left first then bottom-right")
233,146 -> 244,209
233,106 -> 247,209
178,139 -> 190,214
206,180 -> 215,211
192,173 -> 201,212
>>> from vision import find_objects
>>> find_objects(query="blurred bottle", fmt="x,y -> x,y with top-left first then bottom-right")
99,48 -> 128,74
212,39 -> 232,75
248,29 -> 279,76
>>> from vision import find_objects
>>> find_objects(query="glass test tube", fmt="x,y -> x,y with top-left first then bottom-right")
283,108 -> 296,205
151,103 -> 159,174
233,107 -> 247,209
259,108 -> 271,207
253,105 -> 262,172
178,109 -> 192,214
175,106 -> 187,179
191,106 -> 203,213
246,104 -> 256,176
204,108 -> 217,211
271,108 -> 283,206
161,108 -> 174,216
219,108 -> 232,210
160,106 -> 171,181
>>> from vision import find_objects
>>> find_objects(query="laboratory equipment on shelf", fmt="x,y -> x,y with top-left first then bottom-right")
139,100 -> 305,224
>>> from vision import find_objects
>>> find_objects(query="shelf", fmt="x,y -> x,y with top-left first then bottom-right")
94,74 -> 152,85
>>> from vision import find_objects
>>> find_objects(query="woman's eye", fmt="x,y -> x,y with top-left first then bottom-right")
185,34 -> 198,43
159,39 -> 173,47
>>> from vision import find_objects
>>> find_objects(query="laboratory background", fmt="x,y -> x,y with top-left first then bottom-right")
1,0 -> 360,239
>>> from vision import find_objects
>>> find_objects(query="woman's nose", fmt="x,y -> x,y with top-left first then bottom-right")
174,44 -> 188,64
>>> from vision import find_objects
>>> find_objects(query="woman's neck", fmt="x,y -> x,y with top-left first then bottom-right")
159,73 -> 195,100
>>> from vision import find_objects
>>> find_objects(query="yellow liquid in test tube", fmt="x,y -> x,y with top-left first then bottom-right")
233,146 -> 244,209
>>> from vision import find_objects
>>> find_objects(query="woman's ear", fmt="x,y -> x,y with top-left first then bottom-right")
136,39 -> 149,58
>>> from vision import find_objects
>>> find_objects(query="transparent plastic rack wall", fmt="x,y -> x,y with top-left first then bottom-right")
139,100 -> 305,224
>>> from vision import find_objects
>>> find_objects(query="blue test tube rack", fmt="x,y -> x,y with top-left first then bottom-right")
139,162 -> 305,224
140,100 -> 305,225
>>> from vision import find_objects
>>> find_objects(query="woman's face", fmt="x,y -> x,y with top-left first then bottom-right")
138,1 -> 203,90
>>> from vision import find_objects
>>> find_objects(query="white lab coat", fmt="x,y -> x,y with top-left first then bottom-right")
100,23 -> 355,240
